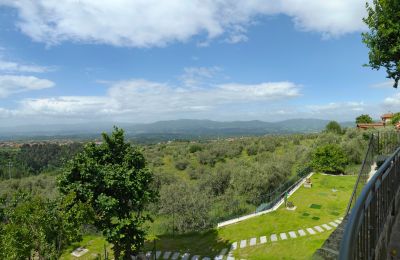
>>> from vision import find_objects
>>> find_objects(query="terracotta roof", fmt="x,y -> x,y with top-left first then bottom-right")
357,123 -> 385,129
381,113 -> 394,119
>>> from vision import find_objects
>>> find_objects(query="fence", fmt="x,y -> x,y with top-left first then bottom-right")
345,131 -> 400,216
217,166 -> 312,226
255,166 -> 311,213
339,145 -> 400,259
339,131 -> 400,259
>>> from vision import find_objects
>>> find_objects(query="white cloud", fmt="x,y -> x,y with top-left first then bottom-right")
384,93 -> 400,108
180,66 -> 222,87
0,60 -> 51,73
0,0 -> 369,48
0,75 -> 55,98
371,80 -> 395,89
1,79 -> 300,122
307,102 -> 365,115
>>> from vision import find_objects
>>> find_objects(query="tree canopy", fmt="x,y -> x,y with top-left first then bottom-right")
391,112 -> 400,125
356,114 -> 373,124
311,144 -> 348,174
325,121 -> 342,134
58,127 -> 157,259
363,0 -> 400,88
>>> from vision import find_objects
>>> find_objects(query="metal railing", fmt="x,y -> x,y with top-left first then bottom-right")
345,131 -> 400,216
339,136 -> 400,259
345,135 -> 377,215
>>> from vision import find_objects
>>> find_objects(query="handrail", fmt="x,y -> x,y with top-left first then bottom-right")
339,146 -> 400,259
344,134 -> 375,215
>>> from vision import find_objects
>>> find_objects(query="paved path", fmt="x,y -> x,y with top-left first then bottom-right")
134,217 -> 343,260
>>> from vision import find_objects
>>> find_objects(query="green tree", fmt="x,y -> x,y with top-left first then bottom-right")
311,144 -> 348,174
325,121 -> 342,134
159,182 -> 211,233
356,114 -> 373,124
391,112 -> 400,125
58,127 -> 158,259
0,192 -> 86,259
363,0 -> 400,88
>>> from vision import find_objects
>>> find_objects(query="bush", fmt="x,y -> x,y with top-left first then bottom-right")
175,160 -> 189,171
311,144 -> 348,174
189,144 -> 202,153
356,114 -> 373,124
325,121 -> 342,134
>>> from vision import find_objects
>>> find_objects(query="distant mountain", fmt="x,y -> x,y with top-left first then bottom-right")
0,119 -> 355,142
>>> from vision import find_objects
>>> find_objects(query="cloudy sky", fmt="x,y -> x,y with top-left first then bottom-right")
0,0 -> 399,127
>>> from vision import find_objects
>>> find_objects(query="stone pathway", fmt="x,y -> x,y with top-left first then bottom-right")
133,217 -> 344,260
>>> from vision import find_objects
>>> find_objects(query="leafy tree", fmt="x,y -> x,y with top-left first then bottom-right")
159,182 -> 211,233
58,127 -> 157,259
311,144 -> 348,174
363,0 -> 400,88
189,144 -> 202,153
356,114 -> 373,124
391,112 -> 400,125
325,121 -> 342,134
0,192 -> 86,259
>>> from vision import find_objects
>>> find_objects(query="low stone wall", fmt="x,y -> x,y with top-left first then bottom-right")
217,172 -> 314,228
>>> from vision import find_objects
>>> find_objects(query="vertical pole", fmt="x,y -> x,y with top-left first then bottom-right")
172,208 -> 175,238
153,239 -> 156,260
8,161 -> 12,179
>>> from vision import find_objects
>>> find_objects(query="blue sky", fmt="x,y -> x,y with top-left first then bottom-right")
0,0 -> 399,126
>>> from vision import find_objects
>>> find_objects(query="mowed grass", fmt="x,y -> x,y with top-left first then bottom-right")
61,173 -> 356,259
217,173 -> 356,241
233,232 -> 333,260
60,235 -> 113,260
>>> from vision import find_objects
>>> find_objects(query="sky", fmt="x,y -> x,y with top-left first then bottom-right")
0,0 -> 399,127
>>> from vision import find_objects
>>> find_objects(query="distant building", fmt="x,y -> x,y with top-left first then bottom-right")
356,122 -> 385,130
357,113 -> 395,130
381,113 -> 394,124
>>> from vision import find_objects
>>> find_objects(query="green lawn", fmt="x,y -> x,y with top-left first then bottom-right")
61,173 -> 356,259
60,235 -> 113,260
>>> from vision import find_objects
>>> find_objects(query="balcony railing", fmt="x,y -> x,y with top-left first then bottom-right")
339,133 -> 400,259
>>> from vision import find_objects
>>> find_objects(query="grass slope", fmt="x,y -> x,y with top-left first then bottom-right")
62,173 -> 356,259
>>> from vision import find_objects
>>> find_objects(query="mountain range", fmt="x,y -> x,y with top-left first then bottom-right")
0,119 -> 354,142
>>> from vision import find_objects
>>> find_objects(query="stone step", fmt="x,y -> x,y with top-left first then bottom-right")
298,229 -> 307,236
314,226 -> 324,232
307,228 -> 316,235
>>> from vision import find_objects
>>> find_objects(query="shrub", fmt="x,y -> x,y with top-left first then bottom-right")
311,144 -> 348,174
175,160 -> 189,171
325,121 -> 342,134
189,144 -> 202,153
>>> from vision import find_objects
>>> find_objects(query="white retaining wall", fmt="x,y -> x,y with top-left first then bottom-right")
217,172 -> 314,228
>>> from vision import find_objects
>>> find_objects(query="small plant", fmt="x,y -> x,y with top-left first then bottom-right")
287,201 -> 294,208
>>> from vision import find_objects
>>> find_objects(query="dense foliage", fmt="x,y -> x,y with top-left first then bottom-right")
325,121 -> 342,134
0,142 -> 83,179
311,144 -> 348,174
59,128 -> 157,259
0,192 -> 87,259
363,0 -> 400,88
356,114 -> 373,124
391,112 -> 400,125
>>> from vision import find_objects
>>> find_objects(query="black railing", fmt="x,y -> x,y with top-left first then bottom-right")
345,131 -> 400,215
345,135 -> 377,215
339,139 -> 400,259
